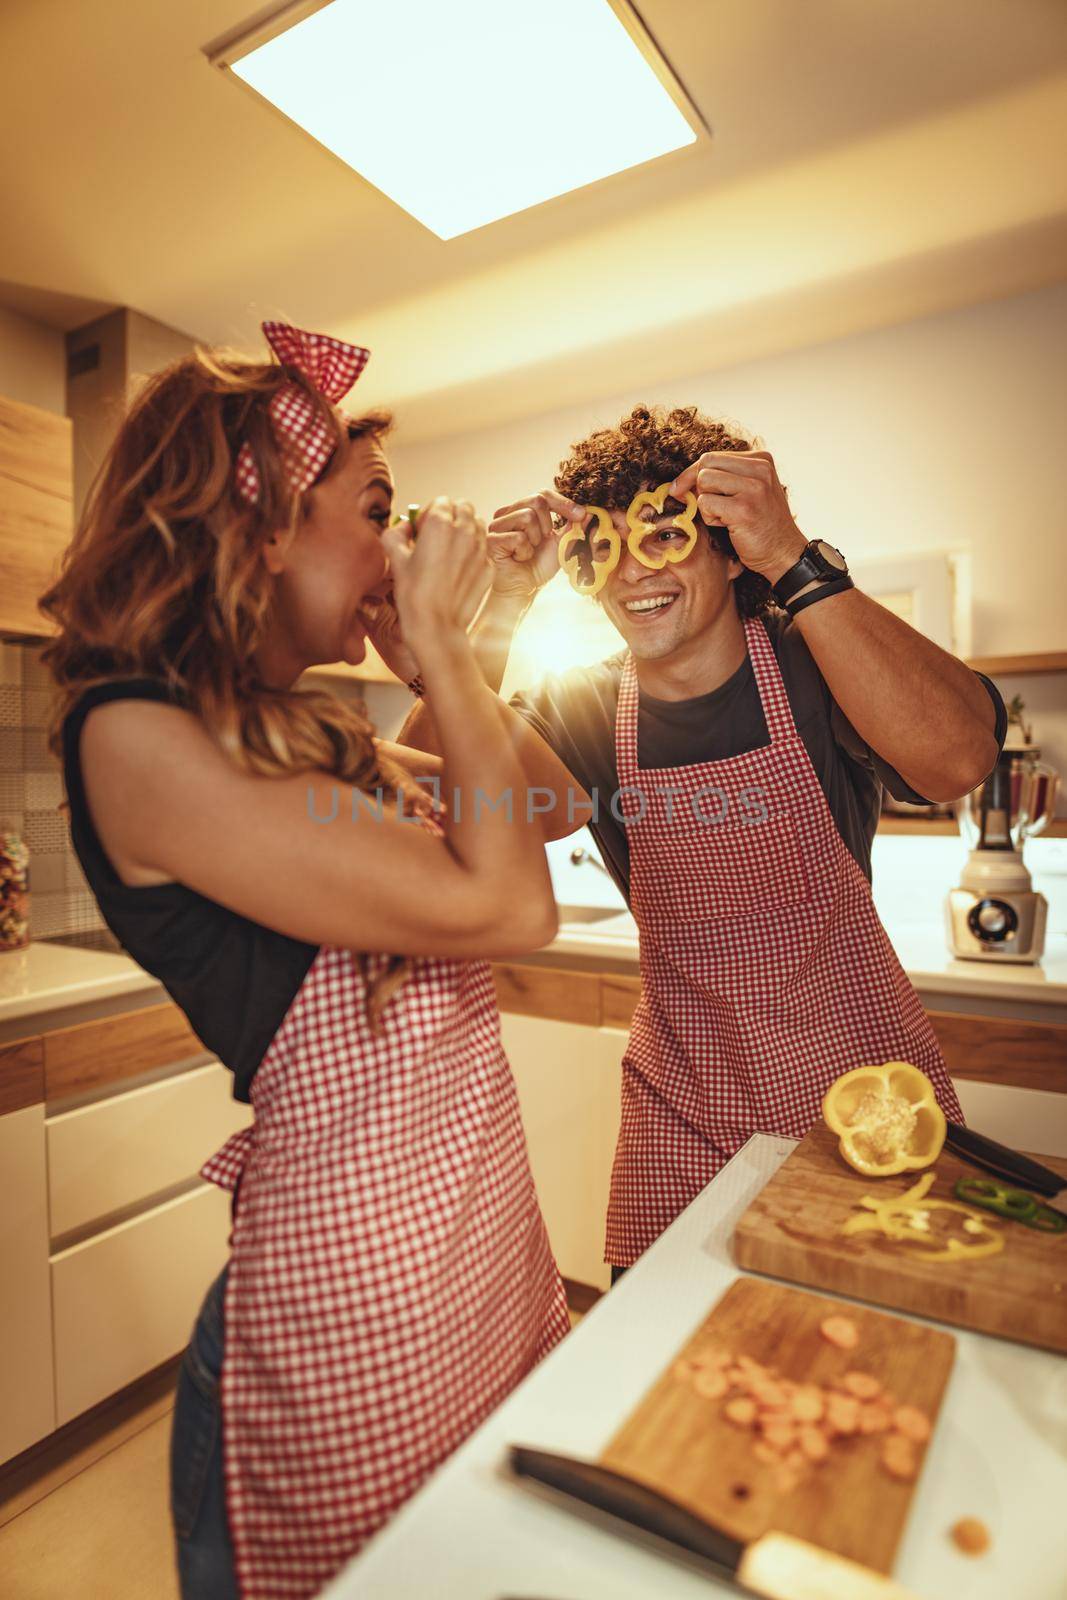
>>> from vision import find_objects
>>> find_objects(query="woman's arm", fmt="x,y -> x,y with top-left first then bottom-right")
395,490 -> 590,840
78,500 -> 559,959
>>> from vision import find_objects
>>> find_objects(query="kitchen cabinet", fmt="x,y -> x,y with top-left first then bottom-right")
500,1011 -> 621,1293
47,1059 -> 249,1239
0,994 -> 250,1468
0,1103 -> 56,1460
52,1183 -> 232,1425
0,391 -> 73,637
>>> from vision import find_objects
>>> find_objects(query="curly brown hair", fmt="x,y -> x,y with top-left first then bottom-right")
554,403 -> 779,619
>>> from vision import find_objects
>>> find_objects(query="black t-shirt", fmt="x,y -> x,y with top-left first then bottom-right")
510,612 -> 1006,898
62,680 -> 318,1102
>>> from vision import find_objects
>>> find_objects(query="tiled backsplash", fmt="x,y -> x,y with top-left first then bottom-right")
0,640 -> 105,942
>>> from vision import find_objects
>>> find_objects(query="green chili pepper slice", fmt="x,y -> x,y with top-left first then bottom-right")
953,1177 -> 1038,1221
1027,1203 -> 1067,1234
954,1176 -> 1067,1232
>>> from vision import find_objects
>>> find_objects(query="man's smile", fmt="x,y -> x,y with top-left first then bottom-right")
621,591 -> 680,616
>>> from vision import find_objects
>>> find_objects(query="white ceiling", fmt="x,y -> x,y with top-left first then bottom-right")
2,0 -> 1067,440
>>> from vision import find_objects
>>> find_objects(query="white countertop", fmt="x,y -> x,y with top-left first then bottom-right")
0,940 -> 159,1027
324,1135 -> 1067,1600
549,912 -> 1067,1009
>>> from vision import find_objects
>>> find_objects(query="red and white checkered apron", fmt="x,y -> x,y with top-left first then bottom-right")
607,614 -> 964,1267
201,945 -> 569,1598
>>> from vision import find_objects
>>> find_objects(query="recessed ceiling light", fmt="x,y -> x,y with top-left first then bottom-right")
212,0 -> 703,239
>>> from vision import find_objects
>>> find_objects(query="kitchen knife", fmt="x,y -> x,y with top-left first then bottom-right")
944,1121 -> 1067,1215
509,1446 -> 919,1599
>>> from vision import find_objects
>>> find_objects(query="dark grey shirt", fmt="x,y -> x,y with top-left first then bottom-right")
511,611 -> 1006,898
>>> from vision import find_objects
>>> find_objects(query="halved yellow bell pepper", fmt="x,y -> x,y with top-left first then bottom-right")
626,482 -> 700,570
558,507 -> 620,596
822,1061 -> 947,1177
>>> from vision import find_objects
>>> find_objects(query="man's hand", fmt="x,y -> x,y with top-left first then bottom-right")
487,490 -> 585,601
670,450 -> 806,585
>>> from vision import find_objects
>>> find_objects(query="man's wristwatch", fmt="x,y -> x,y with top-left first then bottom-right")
772,539 -> 849,607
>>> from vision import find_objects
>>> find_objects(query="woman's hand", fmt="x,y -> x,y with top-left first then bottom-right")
487,490 -> 585,600
382,496 -> 491,661
356,587 -> 420,683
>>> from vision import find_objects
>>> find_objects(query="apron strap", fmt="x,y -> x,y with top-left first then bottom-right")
744,615 -> 800,747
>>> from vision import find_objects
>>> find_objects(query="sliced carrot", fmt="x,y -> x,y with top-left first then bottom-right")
799,1426 -> 830,1462
825,1395 -> 860,1435
950,1517 -> 990,1556
790,1387 -> 825,1424
694,1368 -> 728,1399
724,1397 -> 758,1426
761,1423 -> 796,1453
752,1440 -> 779,1465
882,1434 -> 918,1481
673,1358 -> 700,1381
820,1315 -> 859,1350
858,1403 -> 892,1435
842,1371 -> 881,1400
893,1405 -> 932,1443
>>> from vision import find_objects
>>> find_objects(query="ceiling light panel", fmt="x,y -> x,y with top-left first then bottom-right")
225,0 -> 700,238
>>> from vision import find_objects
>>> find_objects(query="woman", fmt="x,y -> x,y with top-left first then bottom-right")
41,323 -> 572,1599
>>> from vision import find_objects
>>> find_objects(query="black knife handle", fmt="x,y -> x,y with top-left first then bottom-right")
945,1121 -> 1062,1198
508,1446 -> 742,1573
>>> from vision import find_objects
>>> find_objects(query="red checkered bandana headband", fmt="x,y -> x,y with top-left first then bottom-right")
234,321 -> 371,506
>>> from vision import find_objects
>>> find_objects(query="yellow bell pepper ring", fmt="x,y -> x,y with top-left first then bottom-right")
822,1061 -> 947,1177
626,482 -> 700,570
558,507 -> 620,596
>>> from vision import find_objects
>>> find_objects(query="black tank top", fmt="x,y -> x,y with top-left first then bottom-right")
62,679 -> 318,1102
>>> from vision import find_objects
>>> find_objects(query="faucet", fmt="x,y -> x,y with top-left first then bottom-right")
570,846 -> 610,877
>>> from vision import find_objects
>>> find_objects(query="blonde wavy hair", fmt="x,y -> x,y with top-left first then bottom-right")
41,345 -> 422,1025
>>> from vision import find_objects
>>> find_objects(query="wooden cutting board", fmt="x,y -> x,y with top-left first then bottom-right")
601,1277 -> 954,1575
732,1123 -> 1067,1354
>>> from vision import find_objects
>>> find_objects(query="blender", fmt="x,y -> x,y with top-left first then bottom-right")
946,739 -> 1059,962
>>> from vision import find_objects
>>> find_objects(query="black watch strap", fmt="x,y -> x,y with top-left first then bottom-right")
773,541 -> 846,604
786,575 -> 855,616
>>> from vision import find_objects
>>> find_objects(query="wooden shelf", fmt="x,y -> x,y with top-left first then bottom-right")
965,651 -> 1067,676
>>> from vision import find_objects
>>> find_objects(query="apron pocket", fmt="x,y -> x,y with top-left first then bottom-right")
637,814 -> 810,926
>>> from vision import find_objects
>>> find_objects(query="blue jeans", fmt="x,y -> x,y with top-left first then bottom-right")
170,1267 -> 239,1600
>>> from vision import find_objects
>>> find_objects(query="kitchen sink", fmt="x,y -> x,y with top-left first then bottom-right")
556,903 -> 627,924
556,904 -> 636,939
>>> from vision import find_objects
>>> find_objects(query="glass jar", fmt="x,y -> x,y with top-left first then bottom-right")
0,826 -> 30,952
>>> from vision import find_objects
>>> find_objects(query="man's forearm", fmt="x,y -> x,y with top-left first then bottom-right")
395,589 -> 532,754
792,587 -> 998,801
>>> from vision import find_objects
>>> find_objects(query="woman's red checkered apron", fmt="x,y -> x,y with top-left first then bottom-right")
607,614 -> 964,1267
200,945 -> 569,1598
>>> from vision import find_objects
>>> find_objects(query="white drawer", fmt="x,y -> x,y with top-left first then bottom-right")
52,1182 -> 232,1425
47,1061 -> 250,1239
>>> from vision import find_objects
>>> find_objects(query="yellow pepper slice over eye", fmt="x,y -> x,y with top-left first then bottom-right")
822,1061 -> 947,1177
625,482 -> 700,570
558,507 -> 620,596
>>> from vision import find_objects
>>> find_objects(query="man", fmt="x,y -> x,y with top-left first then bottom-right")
396,403 -> 1005,1274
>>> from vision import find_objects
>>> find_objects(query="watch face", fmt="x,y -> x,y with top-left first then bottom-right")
814,540 -> 847,572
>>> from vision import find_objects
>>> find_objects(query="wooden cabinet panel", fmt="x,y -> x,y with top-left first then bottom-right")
52,1183 -> 232,1426
47,1061 -> 251,1240
927,1010 -> 1067,1095
502,1013 -> 621,1292
0,393 -> 73,636
44,1002 -> 204,1103
0,1035 -> 45,1115
601,975 -> 641,1031
0,1106 -> 56,1462
493,963 -> 601,1026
